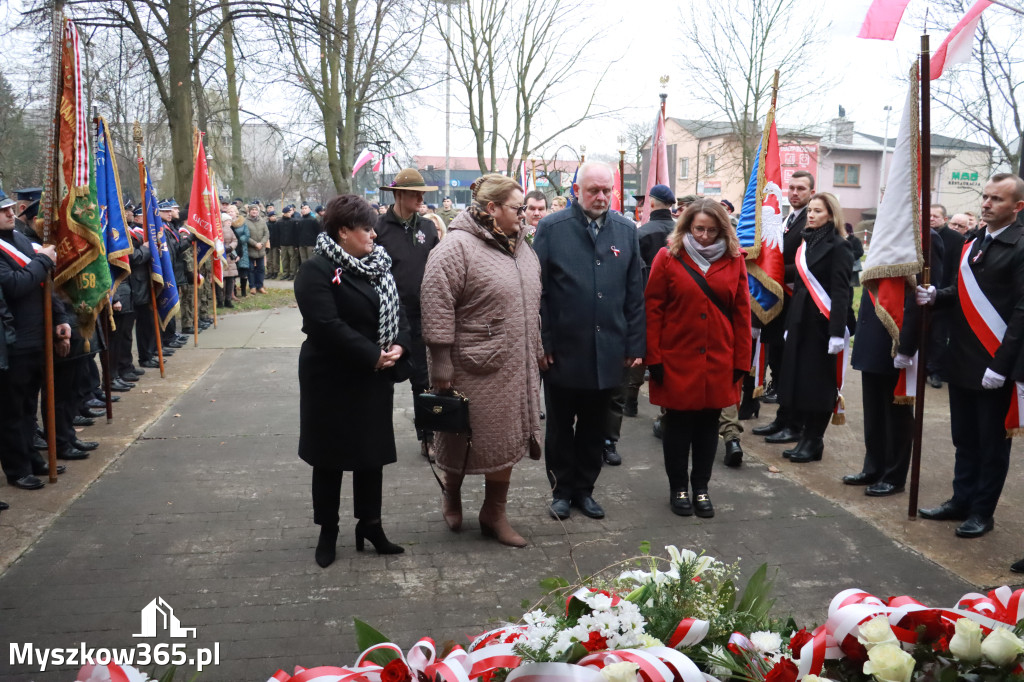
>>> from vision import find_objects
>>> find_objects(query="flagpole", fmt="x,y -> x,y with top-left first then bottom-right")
41,6 -> 65,483
618,149 -> 625,215
134,121 -> 166,379
909,35 -> 933,519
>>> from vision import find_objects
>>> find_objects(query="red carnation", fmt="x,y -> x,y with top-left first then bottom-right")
381,659 -> 412,682
764,658 -> 798,682
789,629 -> 813,654
582,631 -> 609,652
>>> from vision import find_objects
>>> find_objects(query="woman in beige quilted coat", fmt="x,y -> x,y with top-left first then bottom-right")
420,174 -> 544,548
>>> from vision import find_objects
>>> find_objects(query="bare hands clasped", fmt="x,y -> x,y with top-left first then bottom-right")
376,344 -> 403,370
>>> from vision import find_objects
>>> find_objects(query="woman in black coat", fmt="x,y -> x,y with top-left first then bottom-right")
777,192 -> 854,463
294,195 -> 411,567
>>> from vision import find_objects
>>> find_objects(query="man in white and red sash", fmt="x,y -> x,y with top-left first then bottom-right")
916,173 -> 1024,541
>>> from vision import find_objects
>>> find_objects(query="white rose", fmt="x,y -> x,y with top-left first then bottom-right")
948,618 -> 983,662
857,616 -> 899,651
802,675 -> 835,682
981,627 -> 1024,667
863,643 -> 915,682
600,662 -> 639,682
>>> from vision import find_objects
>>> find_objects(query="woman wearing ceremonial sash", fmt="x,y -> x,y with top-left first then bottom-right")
645,199 -> 752,517
777,193 -> 854,463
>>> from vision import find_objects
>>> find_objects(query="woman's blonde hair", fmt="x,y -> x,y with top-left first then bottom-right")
809,192 -> 844,235
471,173 -> 523,208
667,198 -> 740,257
551,195 -> 568,210
425,212 -> 446,239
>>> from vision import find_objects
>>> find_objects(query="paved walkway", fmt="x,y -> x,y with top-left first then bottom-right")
0,298 -> 1019,681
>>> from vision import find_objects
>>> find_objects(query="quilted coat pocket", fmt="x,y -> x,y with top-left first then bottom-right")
456,319 -> 507,374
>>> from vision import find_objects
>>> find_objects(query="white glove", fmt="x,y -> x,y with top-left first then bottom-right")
828,336 -> 845,355
893,353 -> 914,369
751,327 -> 761,340
783,330 -> 788,342
982,368 -> 1006,389
916,285 -> 936,305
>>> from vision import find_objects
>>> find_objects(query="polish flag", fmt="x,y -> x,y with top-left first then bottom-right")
931,0 -> 992,80
641,108 -> 669,224
856,0 -> 912,40
611,167 -> 622,213
372,152 -> 396,173
351,148 -> 374,177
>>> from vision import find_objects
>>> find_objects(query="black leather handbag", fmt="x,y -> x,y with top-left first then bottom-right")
414,389 -> 471,435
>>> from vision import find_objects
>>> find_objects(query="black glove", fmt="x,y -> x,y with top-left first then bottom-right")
648,364 -> 664,385
733,369 -> 747,384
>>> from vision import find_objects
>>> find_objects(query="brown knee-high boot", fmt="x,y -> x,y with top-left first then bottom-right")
479,479 -> 527,547
441,472 -> 464,531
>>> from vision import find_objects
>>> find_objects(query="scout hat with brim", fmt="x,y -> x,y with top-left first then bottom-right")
380,168 -> 438,193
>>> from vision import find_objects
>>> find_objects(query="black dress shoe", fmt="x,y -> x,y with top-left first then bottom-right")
33,435 -> 48,450
80,407 -> 106,418
140,358 -> 161,368
129,367 -> 145,375
180,327 -> 196,335
7,475 -> 45,490
782,439 -> 803,458
73,439 -> 98,451
789,438 -> 824,463
85,398 -> 105,409
761,382 -> 779,404
843,471 -> 880,486
33,463 -> 66,476
572,495 -> 605,519
549,498 -> 571,520
57,448 -> 90,461
918,500 -> 969,521
928,374 -> 943,389
119,373 -> 139,382
693,490 -> 715,518
652,417 -> 663,439
865,481 -> 904,497
724,439 -> 743,467
955,516 -> 994,538
670,490 -> 694,516
752,420 -> 783,436
110,380 -> 133,392
1010,557 -> 1024,573
765,426 -> 801,444
0,500 -> 8,511
102,394 -> 121,402
73,415 -> 95,427
602,441 -> 622,466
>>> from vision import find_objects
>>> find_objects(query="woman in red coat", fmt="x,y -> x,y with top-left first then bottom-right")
645,199 -> 752,518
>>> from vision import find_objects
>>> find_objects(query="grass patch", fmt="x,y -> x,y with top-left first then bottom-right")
220,287 -> 296,314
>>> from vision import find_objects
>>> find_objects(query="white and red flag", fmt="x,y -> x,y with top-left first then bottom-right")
640,108 -> 669,224
931,0 -> 992,79
856,0 -> 912,40
860,63 -> 923,403
352,148 -> 374,177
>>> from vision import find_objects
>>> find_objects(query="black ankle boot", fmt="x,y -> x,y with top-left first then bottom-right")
355,519 -> 404,555
315,525 -> 339,567
782,436 -> 807,459
789,437 -> 824,463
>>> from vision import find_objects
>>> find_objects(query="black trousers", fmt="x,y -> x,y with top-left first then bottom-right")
47,356 -> 86,452
0,352 -> 43,480
767,340 -> 801,430
406,311 -> 432,442
799,410 -> 833,439
136,305 -> 157,363
949,382 -> 1014,519
662,408 -> 721,492
860,371 -> 913,486
112,312 -> 136,377
927,311 -> 952,377
606,364 -> 645,442
544,383 -> 613,500
311,467 -> 383,527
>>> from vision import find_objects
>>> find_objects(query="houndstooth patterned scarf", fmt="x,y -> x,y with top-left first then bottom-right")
315,231 -> 400,349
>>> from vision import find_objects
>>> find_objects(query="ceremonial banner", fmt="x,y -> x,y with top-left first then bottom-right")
736,114 -> 785,324
640,109 -> 669,224
931,0 -> 992,80
96,117 -> 131,291
141,164 -> 179,329
611,167 -> 622,213
53,18 -> 112,340
186,132 -> 216,269
860,64 -> 923,402
210,173 -> 224,286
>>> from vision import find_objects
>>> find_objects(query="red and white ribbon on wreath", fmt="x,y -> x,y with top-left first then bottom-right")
667,618 -> 709,649
470,625 -> 529,651
506,662 -> 605,682
795,243 -> 850,421
577,648 -> 707,682
76,663 -> 137,682
957,242 -> 1024,436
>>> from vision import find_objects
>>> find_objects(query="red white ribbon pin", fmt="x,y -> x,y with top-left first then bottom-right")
610,246 -> 620,257
332,268 -> 343,284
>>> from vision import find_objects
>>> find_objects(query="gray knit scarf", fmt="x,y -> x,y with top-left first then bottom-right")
314,231 -> 400,349
683,233 -> 728,274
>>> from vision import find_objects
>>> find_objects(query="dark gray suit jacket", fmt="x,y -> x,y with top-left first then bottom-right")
533,202 -> 645,390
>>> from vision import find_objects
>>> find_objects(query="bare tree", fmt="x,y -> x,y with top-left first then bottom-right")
675,0 -> 829,185
925,0 -> 1024,173
0,69 -> 45,189
436,0 -> 617,176
276,0 -> 429,194
622,120 -> 649,186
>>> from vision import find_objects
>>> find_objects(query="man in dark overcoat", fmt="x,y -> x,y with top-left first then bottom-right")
917,174 -> 1024,542
534,162 -> 645,520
